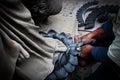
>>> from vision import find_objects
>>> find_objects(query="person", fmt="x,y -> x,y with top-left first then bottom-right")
0,0 -> 63,80
74,10 -> 120,80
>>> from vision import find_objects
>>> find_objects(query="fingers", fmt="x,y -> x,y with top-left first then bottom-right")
80,46 -> 86,58
19,53 -> 25,59
17,45 -> 30,62
18,50 -> 29,62
79,45 -> 94,66
80,52 -> 86,58
17,47 -> 30,62
80,45 -> 94,64
17,57 -> 22,62
79,58 -> 91,67
74,35 -> 79,43
80,45 -> 89,58
19,46 -> 30,59
74,35 -> 82,43
79,59 -> 87,66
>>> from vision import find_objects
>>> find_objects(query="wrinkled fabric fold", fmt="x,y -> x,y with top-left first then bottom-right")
0,1 -> 62,80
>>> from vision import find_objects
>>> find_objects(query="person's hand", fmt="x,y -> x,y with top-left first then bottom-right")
80,45 -> 94,58
0,29 -> 30,62
74,35 -> 94,66
79,45 -> 94,66
74,34 -> 92,43
81,33 -> 94,42
81,25 -> 108,42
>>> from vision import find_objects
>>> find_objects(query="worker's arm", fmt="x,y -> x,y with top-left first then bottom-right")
78,45 -> 113,66
74,19 -> 114,66
82,19 -> 114,42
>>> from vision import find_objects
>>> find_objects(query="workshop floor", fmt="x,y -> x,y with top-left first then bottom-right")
40,0 -> 120,80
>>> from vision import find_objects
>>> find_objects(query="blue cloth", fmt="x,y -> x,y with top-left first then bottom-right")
92,47 -> 112,65
102,19 -> 114,36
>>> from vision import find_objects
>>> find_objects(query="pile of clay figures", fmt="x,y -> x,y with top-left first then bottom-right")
76,1 -> 119,30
